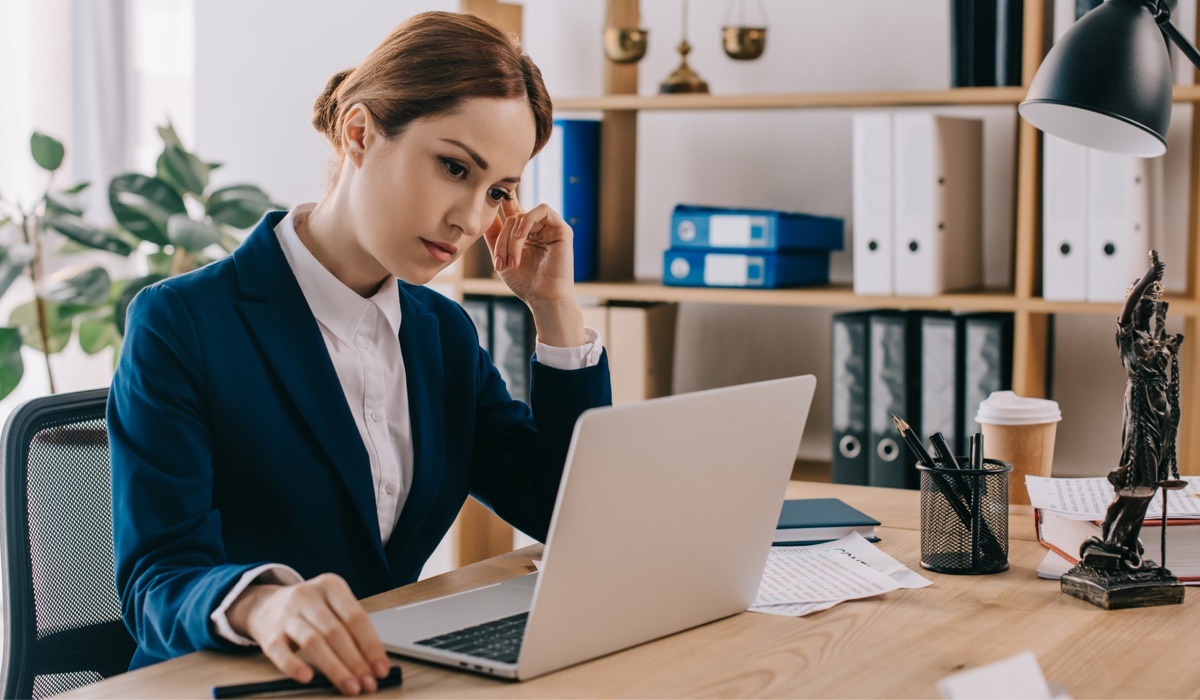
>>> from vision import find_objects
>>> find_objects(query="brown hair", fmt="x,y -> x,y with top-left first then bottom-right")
312,11 -> 553,165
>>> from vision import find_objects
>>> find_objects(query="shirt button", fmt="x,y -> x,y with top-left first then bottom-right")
385,482 -> 397,495
370,410 -> 382,422
358,337 -> 372,349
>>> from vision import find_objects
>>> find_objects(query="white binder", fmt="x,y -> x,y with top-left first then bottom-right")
891,114 -> 983,296
1085,150 -> 1152,302
1042,135 -> 1089,301
851,112 -> 893,295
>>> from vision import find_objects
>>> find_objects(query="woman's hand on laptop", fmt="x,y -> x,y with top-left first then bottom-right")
226,573 -> 391,695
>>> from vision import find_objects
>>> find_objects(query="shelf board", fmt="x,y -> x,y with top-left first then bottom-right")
554,87 -> 1028,112
553,85 -> 1200,113
459,278 -> 1199,316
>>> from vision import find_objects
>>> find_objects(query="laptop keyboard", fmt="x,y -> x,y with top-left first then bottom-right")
414,612 -> 529,664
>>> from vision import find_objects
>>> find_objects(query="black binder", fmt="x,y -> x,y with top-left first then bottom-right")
868,311 -> 922,490
831,311 -> 872,485
461,295 -> 493,350
995,0 -> 1024,87
491,297 -> 536,404
920,312 -> 963,456
961,313 -> 1014,441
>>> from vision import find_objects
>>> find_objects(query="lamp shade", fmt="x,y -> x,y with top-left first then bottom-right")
1018,0 -> 1173,157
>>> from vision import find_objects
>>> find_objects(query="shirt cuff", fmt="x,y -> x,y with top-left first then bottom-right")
210,563 -> 304,646
535,327 -> 604,370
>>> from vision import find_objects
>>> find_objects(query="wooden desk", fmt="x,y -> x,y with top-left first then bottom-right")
64,482 -> 1198,699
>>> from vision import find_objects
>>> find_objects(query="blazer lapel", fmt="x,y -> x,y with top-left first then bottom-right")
385,285 -> 445,563
233,215 -> 386,561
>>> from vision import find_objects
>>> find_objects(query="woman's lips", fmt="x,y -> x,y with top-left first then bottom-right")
421,238 -> 457,263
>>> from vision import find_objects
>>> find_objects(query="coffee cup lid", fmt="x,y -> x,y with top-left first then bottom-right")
975,390 -> 1061,426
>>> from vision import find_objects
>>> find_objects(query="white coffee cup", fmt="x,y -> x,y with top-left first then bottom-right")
975,391 -> 1062,506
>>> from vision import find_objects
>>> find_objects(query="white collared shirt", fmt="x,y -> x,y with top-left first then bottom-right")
210,203 -> 603,644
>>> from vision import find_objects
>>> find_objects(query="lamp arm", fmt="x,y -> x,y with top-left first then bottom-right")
1147,0 -> 1200,71
1160,19 -> 1200,71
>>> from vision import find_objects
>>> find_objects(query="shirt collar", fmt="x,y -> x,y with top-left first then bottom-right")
274,203 -> 402,345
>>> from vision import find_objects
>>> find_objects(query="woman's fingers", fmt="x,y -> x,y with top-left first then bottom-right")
259,632 -> 314,685
320,577 -> 391,679
494,213 -> 520,270
286,615 -> 362,695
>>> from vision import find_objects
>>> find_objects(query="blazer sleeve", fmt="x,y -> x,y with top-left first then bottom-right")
108,284 -> 270,662
468,329 -> 612,543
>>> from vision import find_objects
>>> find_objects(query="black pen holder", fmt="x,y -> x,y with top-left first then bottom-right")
917,458 -> 1012,574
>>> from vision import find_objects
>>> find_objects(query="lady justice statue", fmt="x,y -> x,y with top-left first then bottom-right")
1062,251 -> 1187,609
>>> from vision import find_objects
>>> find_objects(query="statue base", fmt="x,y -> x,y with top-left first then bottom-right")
1061,561 -> 1184,610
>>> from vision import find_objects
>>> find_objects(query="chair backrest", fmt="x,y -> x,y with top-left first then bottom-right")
0,388 -> 135,699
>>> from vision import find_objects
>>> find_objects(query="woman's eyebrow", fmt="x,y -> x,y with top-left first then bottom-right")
440,138 -> 521,183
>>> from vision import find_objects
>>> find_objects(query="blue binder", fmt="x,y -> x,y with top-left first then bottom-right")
526,119 -> 600,281
669,204 -> 844,252
662,249 -> 831,288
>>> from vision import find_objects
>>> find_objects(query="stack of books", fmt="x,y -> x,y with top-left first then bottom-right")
1030,475 -> 1200,581
662,205 -> 843,289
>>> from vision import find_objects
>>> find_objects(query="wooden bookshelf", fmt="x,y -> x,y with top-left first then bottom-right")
548,84 -> 1200,112
447,0 -> 1200,565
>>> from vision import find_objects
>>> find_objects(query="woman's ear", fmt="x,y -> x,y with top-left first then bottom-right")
342,104 -> 369,165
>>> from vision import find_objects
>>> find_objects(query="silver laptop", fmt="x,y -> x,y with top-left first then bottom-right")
369,375 -> 816,681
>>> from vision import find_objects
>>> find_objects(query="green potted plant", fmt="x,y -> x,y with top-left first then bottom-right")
0,124 -> 277,400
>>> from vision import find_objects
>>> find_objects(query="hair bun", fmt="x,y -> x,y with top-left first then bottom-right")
312,68 -> 354,144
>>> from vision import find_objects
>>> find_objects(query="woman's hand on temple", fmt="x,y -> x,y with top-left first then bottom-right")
483,197 -> 576,305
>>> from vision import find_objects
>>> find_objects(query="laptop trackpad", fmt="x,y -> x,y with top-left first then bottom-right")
371,573 -> 537,644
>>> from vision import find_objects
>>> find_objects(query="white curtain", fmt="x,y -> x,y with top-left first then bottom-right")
71,0 -> 132,220
0,0 -> 133,423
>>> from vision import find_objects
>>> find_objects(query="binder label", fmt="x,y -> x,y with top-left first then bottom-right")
704,254 -> 760,286
709,215 -> 768,248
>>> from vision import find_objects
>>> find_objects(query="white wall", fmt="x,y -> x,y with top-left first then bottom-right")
193,1 -> 1191,486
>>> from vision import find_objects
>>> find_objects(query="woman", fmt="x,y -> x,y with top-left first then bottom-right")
108,11 -> 610,695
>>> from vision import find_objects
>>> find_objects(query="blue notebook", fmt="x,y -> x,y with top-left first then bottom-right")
774,498 -> 881,545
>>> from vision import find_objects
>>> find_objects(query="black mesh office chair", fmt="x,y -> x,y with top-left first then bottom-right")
1,388 -> 135,699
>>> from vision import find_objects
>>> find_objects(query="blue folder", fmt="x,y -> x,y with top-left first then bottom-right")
662,248 -> 831,289
526,119 -> 600,281
669,204 -> 844,252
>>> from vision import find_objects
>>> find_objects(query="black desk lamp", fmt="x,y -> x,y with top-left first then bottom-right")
1019,0 -> 1200,157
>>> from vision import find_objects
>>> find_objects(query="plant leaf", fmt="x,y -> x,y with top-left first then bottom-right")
207,184 -> 273,229
10,299 -> 72,354
109,173 -> 185,246
45,191 -> 85,217
113,275 -> 165,336
167,214 -> 222,252
44,213 -> 136,255
157,121 -> 183,149
31,132 -> 65,171
0,244 -> 33,298
147,251 -> 173,276
79,315 -> 121,355
156,145 -> 209,197
62,182 -> 91,194
44,265 -> 112,306
0,327 -> 24,399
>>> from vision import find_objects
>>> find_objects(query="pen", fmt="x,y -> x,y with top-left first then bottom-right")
970,432 -> 984,470
212,666 -> 403,698
928,432 -> 961,470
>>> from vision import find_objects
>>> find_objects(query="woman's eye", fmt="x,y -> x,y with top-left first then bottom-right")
441,158 -> 467,178
489,188 -> 512,204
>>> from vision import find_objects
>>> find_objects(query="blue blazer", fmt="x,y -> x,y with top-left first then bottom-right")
108,211 -> 611,669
